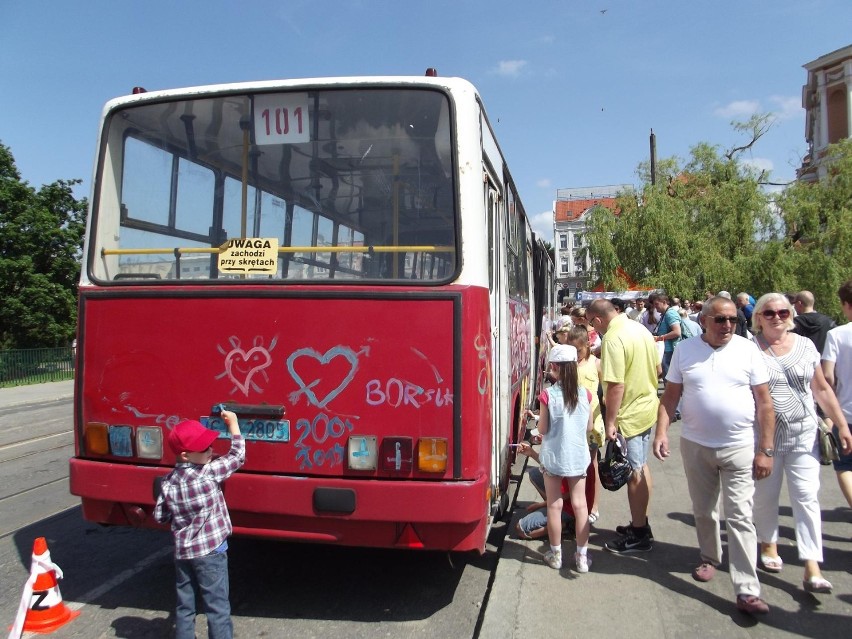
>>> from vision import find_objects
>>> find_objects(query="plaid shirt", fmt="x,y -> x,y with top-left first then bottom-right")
154,435 -> 245,559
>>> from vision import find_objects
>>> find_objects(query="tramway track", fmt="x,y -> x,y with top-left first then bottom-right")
0,475 -> 69,505
0,431 -> 73,463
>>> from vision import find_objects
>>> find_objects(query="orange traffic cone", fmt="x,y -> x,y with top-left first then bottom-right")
8,537 -> 80,638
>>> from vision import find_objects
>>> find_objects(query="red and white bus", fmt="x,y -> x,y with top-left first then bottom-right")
69,74 -> 553,552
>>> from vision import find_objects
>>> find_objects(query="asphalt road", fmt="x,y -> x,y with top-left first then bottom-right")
0,385 -> 519,638
4,382 -> 852,639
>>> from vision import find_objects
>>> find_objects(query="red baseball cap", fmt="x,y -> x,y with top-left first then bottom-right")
168,419 -> 219,455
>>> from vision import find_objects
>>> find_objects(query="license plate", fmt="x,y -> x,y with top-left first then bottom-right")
202,416 -> 290,442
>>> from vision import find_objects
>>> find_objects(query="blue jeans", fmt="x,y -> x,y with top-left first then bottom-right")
661,349 -> 674,379
518,505 -> 573,538
175,550 -> 232,639
517,466 -> 576,538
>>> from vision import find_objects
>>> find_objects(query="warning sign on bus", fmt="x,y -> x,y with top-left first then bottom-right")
218,238 -> 279,275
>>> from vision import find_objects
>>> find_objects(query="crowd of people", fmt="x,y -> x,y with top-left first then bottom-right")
520,282 -> 852,617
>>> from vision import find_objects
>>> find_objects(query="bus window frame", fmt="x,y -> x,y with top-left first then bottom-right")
93,87 -> 462,286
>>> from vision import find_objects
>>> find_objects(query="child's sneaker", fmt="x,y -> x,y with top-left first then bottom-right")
543,549 -> 562,569
574,551 -> 592,573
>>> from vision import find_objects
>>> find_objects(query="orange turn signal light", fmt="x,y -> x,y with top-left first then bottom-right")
84,422 -> 110,455
417,437 -> 448,473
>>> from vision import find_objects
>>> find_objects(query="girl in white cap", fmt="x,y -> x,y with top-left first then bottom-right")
537,344 -> 595,572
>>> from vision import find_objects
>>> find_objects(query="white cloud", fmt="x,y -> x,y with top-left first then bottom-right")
713,99 -> 760,119
529,209 -> 554,242
742,157 -> 774,174
768,95 -> 802,121
536,178 -> 552,188
494,60 -> 528,77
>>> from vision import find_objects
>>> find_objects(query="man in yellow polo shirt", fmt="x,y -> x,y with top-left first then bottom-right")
586,299 -> 661,553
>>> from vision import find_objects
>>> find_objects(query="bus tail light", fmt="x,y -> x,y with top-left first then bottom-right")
109,425 -> 134,457
380,437 -> 413,473
347,436 -> 378,470
136,426 -> 164,459
417,438 -> 448,473
84,422 -> 110,455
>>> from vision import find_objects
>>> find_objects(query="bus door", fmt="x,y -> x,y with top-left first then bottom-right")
486,174 -> 509,505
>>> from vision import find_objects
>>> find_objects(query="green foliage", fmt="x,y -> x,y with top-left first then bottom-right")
775,138 -> 852,320
583,120 -> 852,322
0,142 -> 87,348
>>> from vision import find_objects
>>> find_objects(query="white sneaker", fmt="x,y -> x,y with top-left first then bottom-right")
543,549 -> 562,569
574,551 -> 591,573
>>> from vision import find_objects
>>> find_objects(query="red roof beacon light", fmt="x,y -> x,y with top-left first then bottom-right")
425,68 -> 438,77
131,86 -> 147,94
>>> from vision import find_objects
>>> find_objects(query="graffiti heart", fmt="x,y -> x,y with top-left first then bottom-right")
287,346 -> 359,408
224,345 -> 274,395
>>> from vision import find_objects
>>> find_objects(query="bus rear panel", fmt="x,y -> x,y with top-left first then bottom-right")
70,77 -> 538,552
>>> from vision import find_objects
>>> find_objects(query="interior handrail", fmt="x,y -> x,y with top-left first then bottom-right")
102,245 -> 456,256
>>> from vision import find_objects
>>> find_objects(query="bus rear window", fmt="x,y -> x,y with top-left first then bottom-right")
92,89 -> 457,283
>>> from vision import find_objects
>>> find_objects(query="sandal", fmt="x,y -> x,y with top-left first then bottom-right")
760,553 -> 783,573
803,576 -> 832,593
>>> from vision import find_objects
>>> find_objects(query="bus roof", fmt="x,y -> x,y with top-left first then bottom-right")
102,76 -> 480,112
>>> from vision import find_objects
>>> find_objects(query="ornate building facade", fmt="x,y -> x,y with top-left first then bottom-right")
800,44 -> 852,181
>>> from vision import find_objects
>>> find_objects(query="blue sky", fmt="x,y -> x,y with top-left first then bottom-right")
2,1 -> 850,240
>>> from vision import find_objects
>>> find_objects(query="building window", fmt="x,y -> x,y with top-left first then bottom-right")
560,234 -> 568,249
573,234 -> 583,248
561,257 -> 569,273
827,85 -> 849,144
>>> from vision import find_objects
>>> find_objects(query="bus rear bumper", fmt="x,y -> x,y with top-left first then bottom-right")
69,459 -> 491,552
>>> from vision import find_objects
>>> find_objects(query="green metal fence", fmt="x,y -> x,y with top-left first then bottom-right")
0,347 -> 75,387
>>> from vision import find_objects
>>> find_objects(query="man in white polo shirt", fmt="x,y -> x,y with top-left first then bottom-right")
653,296 -> 776,616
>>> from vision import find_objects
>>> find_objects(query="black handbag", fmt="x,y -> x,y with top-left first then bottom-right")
599,432 -> 631,491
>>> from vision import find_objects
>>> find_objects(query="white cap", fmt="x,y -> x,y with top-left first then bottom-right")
549,344 -> 578,363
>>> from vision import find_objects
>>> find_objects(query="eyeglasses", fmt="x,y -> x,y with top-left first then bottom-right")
709,315 -> 738,324
760,309 -> 791,320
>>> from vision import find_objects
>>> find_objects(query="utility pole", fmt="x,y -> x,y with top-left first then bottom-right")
650,128 -> 657,186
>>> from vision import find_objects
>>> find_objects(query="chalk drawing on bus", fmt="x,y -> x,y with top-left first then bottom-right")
365,378 -> 453,408
293,412 -> 357,470
410,347 -> 444,384
123,406 -> 183,430
473,331 -> 491,395
287,345 -> 360,408
509,303 -> 531,384
215,335 -> 276,396
364,346 -> 451,408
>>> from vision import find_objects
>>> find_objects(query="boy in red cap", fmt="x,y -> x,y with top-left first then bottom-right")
154,410 -> 245,639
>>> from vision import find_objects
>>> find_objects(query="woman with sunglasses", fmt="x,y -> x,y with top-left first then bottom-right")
751,293 -> 852,594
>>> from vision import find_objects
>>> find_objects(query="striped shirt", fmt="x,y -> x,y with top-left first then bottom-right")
760,334 -> 820,455
154,435 -> 245,559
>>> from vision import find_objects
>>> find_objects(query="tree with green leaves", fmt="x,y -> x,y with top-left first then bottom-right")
582,117 -> 851,321
0,142 -> 87,348
773,137 -> 852,320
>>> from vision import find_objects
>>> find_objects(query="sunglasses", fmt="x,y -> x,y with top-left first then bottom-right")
760,309 -> 791,320
709,315 -> 738,325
